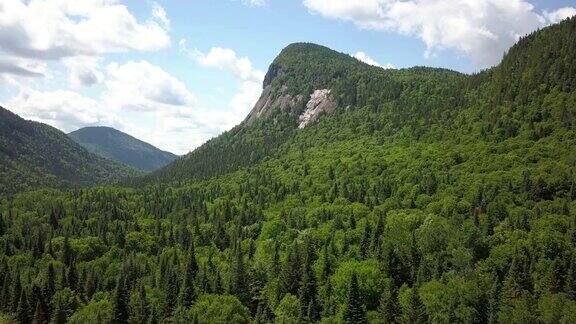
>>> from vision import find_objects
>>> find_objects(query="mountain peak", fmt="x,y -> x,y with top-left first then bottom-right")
69,126 -> 177,172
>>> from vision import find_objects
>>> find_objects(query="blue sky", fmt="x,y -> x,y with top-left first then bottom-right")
0,0 -> 574,154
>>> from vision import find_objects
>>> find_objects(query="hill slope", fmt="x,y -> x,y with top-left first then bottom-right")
0,107 -> 137,195
148,43 -> 465,183
69,126 -> 177,172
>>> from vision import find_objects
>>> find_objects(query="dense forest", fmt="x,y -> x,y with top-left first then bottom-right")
0,17 -> 575,323
68,127 -> 177,172
0,108 -> 137,196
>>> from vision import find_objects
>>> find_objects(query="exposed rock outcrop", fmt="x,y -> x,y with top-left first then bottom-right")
298,89 -> 336,128
244,85 -> 304,125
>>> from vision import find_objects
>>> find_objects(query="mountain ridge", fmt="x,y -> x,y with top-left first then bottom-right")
0,107 -> 138,195
69,126 -> 177,172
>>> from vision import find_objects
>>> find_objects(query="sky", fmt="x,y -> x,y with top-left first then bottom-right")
0,0 -> 575,155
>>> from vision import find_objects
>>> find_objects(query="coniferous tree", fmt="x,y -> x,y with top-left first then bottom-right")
230,243 -> 248,303
279,244 -> 301,296
112,276 -> 130,324
487,279 -> 500,324
84,269 -> 96,301
16,290 -> 31,324
343,273 -> 367,324
378,279 -> 397,323
299,242 -> 320,322
61,235 -> 73,267
180,244 -> 198,308
131,284 -> 149,323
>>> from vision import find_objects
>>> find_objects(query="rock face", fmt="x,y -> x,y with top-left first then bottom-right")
298,89 -> 337,128
244,85 -> 304,125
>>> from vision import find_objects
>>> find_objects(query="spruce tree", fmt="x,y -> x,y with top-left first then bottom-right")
299,242 -> 320,322
343,273 -> 367,324
180,244 -> 198,308
378,279 -> 397,323
16,290 -> 31,324
112,276 -> 130,324
131,284 -> 149,323
61,235 -> 73,266
565,253 -> 576,298
230,243 -> 247,303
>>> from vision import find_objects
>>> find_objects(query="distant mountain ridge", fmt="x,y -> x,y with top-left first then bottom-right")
0,107 -> 137,195
68,126 -> 177,172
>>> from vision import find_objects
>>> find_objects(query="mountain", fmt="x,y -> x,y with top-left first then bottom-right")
148,42 -> 464,183
0,107 -> 137,195
69,126 -> 177,172
1,17 -> 576,323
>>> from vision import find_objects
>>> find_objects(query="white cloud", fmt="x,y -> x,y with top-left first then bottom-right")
193,47 -> 265,83
103,60 -> 196,111
0,57 -> 47,77
544,7 -> 576,24
241,0 -> 267,7
4,60 -> 207,154
6,88 -> 119,132
63,56 -> 104,88
352,51 -> 394,69
182,41 -> 265,123
304,0 -> 576,68
0,0 -> 170,61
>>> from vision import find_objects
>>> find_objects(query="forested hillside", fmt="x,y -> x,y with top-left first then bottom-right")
69,127 -> 177,172
0,108 -> 137,196
146,42 -> 465,184
0,17 -> 575,324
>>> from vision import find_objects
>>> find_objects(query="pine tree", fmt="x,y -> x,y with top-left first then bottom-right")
131,284 -> 149,323
360,221 -> 372,259
46,263 -> 56,299
84,269 -> 96,301
11,276 -> 22,312
299,242 -> 320,322
279,244 -> 301,296
180,244 -> 198,308
61,235 -> 73,266
401,286 -> 425,324
487,279 -> 500,324
16,290 -> 31,324
378,278 -> 397,323
230,243 -> 247,303
343,273 -> 367,324
67,260 -> 79,292
112,276 -> 130,324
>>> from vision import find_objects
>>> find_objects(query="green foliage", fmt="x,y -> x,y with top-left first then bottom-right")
0,107 -> 138,196
191,294 -> 251,323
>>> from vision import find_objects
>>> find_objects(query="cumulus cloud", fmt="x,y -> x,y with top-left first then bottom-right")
192,47 -> 265,83
0,58 -> 47,77
304,0 -> 576,68
352,51 -> 394,69
0,0 -> 170,61
4,60 -> 204,154
6,88 -> 118,132
182,40 -> 265,121
103,61 -> 196,111
544,7 -> 576,24
63,56 -> 104,88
